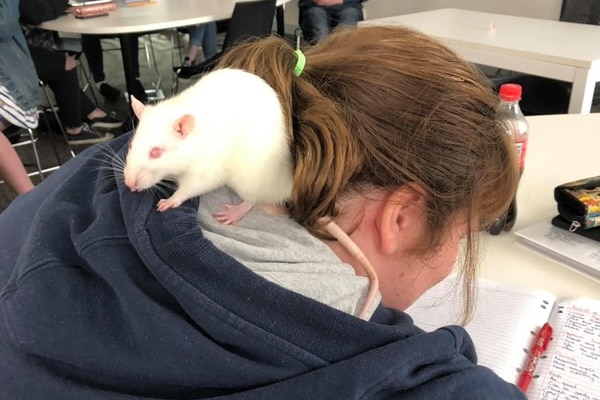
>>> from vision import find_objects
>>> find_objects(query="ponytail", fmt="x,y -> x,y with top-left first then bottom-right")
217,36 -> 362,234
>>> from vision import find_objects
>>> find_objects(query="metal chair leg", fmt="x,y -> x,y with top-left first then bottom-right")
0,127 -> 45,185
142,33 -> 165,101
78,60 -> 100,106
39,80 -> 76,158
24,128 -> 44,179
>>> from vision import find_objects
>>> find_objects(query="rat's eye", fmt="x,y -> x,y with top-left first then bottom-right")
149,146 -> 162,159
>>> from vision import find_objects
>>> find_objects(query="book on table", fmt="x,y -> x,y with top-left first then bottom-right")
68,0 -> 112,6
405,275 -> 600,400
67,0 -> 117,16
514,219 -> 600,284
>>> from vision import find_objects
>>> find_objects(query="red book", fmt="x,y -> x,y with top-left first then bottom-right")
68,1 -> 117,16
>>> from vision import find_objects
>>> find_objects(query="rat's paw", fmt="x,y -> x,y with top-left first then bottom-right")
157,197 -> 181,212
212,202 -> 253,225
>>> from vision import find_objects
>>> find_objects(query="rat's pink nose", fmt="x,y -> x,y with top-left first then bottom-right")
124,175 -> 138,191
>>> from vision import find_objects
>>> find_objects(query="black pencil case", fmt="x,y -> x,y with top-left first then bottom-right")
554,175 -> 600,231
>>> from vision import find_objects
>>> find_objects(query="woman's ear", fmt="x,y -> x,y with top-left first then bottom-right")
377,184 -> 427,255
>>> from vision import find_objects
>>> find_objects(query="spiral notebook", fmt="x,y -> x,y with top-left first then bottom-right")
406,276 -> 600,399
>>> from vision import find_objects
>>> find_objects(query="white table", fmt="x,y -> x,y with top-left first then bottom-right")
41,0 -> 291,100
479,113 -> 600,299
362,8 -> 600,114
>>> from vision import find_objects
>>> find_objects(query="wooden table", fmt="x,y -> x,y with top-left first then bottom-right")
363,8 -> 600,114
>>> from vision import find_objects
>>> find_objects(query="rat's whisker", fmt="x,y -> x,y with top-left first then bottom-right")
151,184 -> 171,198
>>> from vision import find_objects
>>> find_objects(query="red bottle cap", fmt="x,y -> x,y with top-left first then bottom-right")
499,83 -> 522,101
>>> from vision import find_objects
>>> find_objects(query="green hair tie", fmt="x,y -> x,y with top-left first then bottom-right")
294,49 -> 306,77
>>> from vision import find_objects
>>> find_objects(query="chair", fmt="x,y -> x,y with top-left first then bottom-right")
1,77 -> 77,187
173,0 -> 277,83
488,0 -> 600,115
3,125 -> 44,181
38,79 -> 77,161
140,33 -> 167,102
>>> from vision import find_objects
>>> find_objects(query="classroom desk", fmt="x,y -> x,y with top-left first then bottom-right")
40,0 -> 291,101
478,113 -> 600,299
362,8 -> 600,114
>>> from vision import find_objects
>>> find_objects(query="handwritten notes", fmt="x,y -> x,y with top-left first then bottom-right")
529,298 -> 600,400
406,276 -> 555,384
407,276 -> 600,400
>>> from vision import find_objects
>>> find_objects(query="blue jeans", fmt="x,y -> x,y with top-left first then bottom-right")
188,22 -> 218,60
299,5 -> 363,43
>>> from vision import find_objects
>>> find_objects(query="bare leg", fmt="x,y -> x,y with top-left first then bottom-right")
0,129 -> 35,195
186,45 -> 200,63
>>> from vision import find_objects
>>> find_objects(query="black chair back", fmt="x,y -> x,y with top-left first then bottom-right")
222,0 -> 277,51
560,0 -> 600,24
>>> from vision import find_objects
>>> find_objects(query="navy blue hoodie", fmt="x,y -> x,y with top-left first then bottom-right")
0,134 -> 526,399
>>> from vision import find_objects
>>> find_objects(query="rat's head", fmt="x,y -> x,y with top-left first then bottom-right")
123,95 -> 197,192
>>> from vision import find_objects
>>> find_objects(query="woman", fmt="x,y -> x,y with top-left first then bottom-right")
299,0 -> 367,43
180,22 -> 218,67
0,26 -> 524,398
0,0 -> 37,195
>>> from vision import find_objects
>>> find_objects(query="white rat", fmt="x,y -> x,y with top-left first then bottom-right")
123,68 -> 293,224
123,68 -> 380,319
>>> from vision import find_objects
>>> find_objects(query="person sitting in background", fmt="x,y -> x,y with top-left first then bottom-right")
81,34 -> 147,103
180,22 -> 218,67
19,0 -> 124,145
0,0 -> 37,195
0,25 -> 524,399
299,0 -> 367,43
174,22 -> 219,79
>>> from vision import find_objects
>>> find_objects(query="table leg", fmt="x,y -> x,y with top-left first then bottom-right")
569,69 -> 596,114
118,33 -> 138,104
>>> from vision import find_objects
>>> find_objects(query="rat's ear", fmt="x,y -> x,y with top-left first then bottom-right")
131,95 -> 145,118
174,114 -> 195,139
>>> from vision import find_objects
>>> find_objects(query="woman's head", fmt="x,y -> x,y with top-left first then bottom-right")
217,25 -> 519,320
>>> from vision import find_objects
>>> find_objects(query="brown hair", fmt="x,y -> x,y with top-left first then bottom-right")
217,25 -> 519,322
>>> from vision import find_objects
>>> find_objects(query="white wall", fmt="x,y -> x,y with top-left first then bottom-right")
284,0 -> 563,33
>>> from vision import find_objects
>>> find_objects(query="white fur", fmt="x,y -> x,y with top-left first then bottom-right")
123,68 -> 292,206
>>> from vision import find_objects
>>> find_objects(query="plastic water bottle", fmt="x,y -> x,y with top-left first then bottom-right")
488,83 -> 529,235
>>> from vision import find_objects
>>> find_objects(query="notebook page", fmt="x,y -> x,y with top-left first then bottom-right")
406,275 -> 555,384
528,297 -> 600,400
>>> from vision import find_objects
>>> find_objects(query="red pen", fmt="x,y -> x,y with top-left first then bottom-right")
517,322 -> 553,393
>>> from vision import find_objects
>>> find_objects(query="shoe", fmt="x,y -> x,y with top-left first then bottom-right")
88,110 -> 124,129
174,65 -> 193,80
174,65 -> 192,80
130,79 -> 148,103
98,82 -> 121,103
67,123 -> 114,146
174,56 -> 219,79
181,57 -> 195,67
